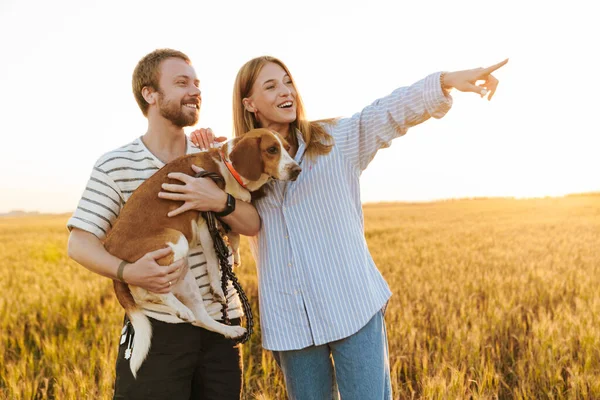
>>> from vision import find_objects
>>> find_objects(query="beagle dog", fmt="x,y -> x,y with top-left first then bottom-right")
104,128 -> 301,377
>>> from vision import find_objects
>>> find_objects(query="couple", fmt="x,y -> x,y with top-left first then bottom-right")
67,48 -> 507,399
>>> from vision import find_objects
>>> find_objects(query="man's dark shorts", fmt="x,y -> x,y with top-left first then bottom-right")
113,316 -> 242,400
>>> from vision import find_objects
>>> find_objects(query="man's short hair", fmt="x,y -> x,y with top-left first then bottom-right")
132,49 -> 191,116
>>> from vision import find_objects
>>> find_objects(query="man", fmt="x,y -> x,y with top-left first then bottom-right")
67,48 -> 260,399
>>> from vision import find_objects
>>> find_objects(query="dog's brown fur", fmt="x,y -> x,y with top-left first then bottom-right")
106,152 -> 222,308
102,128 -> 301,377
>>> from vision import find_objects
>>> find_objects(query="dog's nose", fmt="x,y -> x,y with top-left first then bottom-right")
289,165 -> 302,181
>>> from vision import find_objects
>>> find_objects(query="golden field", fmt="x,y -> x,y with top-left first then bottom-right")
1,194 -> 599,399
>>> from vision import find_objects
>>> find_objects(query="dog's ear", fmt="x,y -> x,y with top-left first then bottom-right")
230,137 -> 263,181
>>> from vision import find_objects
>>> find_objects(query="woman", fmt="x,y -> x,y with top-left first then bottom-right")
187,56 -> 508,399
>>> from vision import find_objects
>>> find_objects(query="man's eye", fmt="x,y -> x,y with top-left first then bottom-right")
267,147 -> 278,154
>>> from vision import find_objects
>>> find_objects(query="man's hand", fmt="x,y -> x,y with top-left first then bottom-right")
122,247 -> 188,294
158,164 -> 228,217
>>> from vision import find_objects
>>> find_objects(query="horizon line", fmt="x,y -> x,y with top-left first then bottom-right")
2,191 -> 599,217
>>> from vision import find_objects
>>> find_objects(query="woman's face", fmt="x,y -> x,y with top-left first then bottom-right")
244,62 -> 297,128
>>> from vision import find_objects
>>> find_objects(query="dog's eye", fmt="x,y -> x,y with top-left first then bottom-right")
267,146 -> 278,155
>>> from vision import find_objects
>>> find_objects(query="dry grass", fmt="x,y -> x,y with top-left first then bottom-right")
1,195 -> 599,399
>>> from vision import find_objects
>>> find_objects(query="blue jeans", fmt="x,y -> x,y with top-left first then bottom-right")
272,311 -> 392,400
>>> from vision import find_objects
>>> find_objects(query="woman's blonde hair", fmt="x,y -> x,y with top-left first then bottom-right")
232,56 -> 334,159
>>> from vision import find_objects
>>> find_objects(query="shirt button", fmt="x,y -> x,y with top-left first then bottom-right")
284,235 -> 289,239
288,262 -> 292,267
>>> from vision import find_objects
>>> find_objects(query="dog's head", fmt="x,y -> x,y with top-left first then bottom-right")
226,128 -> 301,189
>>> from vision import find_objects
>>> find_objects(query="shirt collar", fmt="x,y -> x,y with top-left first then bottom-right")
294,129 -> 307,164
137,136 -> 194,169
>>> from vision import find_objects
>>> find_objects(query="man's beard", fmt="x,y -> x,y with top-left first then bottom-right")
158,91 -> 199,127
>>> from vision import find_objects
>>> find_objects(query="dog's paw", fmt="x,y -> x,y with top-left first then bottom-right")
223,325 -> 247,339
210,281 -> 227,304
175,307 -> 196,322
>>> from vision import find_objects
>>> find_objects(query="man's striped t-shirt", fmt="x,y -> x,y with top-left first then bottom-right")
67,136 -> 243,323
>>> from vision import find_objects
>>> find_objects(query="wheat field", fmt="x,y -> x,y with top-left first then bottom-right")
1,194 -> 599,399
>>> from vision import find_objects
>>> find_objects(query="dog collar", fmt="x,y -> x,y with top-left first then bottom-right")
219,149 -> 247,188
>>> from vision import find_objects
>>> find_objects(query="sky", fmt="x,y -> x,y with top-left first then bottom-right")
0,0 -> 598,213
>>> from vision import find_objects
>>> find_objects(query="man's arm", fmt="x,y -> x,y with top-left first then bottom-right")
216,198 -> 261,236
68,228 -> 186,294
158,166 -> 261,236
68,228 -> 127,280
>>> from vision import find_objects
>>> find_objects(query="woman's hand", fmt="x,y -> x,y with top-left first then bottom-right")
189,128 -> 228,151
158,164 -> 227,217
443,58 -> 509,100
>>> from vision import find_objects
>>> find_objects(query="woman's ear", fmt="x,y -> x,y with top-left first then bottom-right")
142,86 -> 158,106
242,98 -> 256,113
